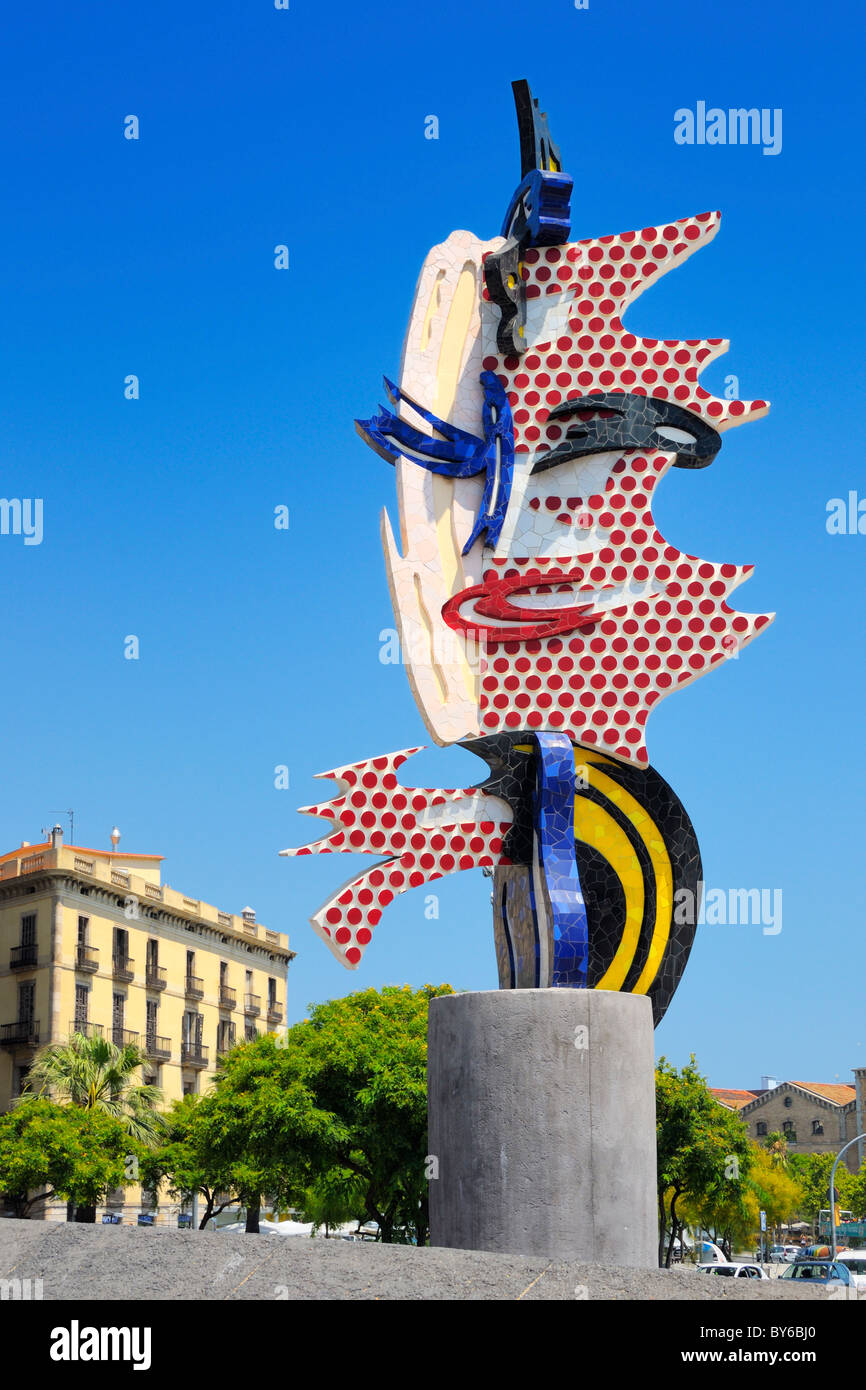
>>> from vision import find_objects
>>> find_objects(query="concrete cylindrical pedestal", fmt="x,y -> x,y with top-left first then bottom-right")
428,989 -> 657,1266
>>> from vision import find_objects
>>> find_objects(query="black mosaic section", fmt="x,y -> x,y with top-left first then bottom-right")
578,754 -> 702,1026
462,733 -> 535,865
576,839 -> 632,990
467,734 -> 701,1026
531,392 -> 722,473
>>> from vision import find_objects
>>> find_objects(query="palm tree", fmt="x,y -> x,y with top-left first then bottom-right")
22,1032 -> 166,1221
765,1132 -> 789,1169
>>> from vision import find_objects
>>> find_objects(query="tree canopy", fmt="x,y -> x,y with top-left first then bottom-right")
0,1098 -> 130,1218
197,983 -> 453,1240
656,1055 -> 753,1264
24,1031 -> 165,1144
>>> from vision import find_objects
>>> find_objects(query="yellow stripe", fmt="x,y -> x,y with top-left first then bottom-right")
578,750 -> 673,995
572,794 -> 645,991
506,743 -> 673,996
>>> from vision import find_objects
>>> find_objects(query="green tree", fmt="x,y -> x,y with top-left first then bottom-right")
300,1167 -> 368,1237
23,1030 -> 165,1221
656,1055 -> 753,1265
201,983 -> 453,1242
748,1145 -> 804,1243
25,1031 -> 164,1141
137,1095 -> 237,1229
0,1098 -> 130,1218
845,1159 -> 866,1221
764,1131 -> 789,1169
191,1036 -> 320,1232
789,1151 -> 854,1229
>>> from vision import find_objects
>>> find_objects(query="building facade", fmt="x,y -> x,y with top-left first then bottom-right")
0,827 -> 295,1222
712,1079 -> 861,1173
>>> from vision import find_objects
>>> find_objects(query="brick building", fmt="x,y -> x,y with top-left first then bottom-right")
712,1075 -> 865,1173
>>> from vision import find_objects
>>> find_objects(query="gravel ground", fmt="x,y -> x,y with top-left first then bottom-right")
0,1218 -> 833,1301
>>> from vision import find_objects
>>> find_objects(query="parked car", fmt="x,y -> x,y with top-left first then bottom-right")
837,1254 -> 866,1290
779,1260 -> 851,1288
698,1262 -> 768,1280
767,1244 -> 800,1263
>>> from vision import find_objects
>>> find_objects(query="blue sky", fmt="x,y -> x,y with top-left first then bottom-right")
1,0 -> 863,1090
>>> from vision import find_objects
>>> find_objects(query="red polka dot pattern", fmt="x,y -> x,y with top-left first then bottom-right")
283,746 -> 513,969
482,211 -> 768,436
473,211 -> 773,766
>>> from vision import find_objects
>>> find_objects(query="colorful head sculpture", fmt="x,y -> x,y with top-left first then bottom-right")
285,82 -> 773,1024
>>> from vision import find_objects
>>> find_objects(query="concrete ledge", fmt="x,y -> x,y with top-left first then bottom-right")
0,1219 -> 832,1301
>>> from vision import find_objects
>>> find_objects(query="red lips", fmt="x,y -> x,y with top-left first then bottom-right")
442,568 -> 613,642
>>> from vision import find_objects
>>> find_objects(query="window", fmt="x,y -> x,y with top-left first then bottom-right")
77,915 -> 89,944
186,949 -> 195,974
268,977 -> 277,1009
20,913 -> 36,946
14,1065 -> 30,1098
18,981 -> 34,1025
245,1022 -> 258,1043
812,1119 -> 824,1136
220,961 -> 228,985
74,984 -> 88,1027
783,1096 -> 793,1108
113,927 -> 129,963
782,1120 -> 796,1139
756,1122 -> 767,1136
146,939 -> 158,970
112,993 -> 125,1044
183,1012 -> 203,1049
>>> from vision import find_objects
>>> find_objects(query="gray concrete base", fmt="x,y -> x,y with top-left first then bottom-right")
428,989 -> 657,1266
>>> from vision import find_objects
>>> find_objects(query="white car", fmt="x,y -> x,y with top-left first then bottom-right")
697,1262 -> 768,1280
838,1254 -> 866,1290
766,1243 -> 800,1263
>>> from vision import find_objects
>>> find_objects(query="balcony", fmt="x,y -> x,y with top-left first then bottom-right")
184,975 -> 204,1000
219,985 -> 236,1010
145,965 -> 167,991
111,1027 -> 139,1048
10,943 -> 38,970
181,1043 -> 209,1069
112,954 -> 135,983
243,994 -> 261,1016
0,1019 -> 39,1048
75,944 -> 99,973
145,1033 -> 171,1061
69,1020 -> 104,1039
266,1003 -> 283,1025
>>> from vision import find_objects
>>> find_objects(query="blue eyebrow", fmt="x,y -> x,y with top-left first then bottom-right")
355,371 -> 515,554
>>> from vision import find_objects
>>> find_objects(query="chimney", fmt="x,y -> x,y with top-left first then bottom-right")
242,906 -> 256,924
50,824 -> 63,849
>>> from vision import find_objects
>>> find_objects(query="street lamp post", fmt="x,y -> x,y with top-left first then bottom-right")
830,1132 -> 866,1260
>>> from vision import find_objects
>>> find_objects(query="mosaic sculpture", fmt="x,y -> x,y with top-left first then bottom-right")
284,81 -> 772,1024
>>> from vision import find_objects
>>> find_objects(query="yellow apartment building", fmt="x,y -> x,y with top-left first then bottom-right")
0,825 -> 295,1223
